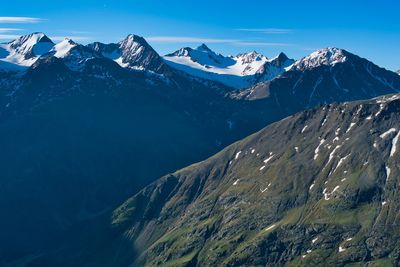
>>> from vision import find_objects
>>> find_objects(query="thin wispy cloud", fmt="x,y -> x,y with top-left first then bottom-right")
146,36 -> 239,43
50,36 -> 92,41
236,28 -> 292,34
0,34 -> 21,40
69,31 -> 92,35
0,17 -> 43,23
0,28 -> 22,33
146,36 -> 292,47
234,41 -> 291,47
302,47 -> 319,51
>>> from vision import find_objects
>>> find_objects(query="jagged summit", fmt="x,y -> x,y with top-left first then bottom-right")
293,47 -> 348,70
236,51 -> 267,64
49,38 -> 80,58
119,34 -> 149,50
117,34 -> 166,72
165,47 -> 192,57
87,34 -> 167,72
8,32 -> 53,52
46,38 -> 104,71
273,52 -> 290,66
197,43 -> 213,52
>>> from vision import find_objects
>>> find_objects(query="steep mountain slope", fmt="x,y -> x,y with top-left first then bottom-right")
237,48 -> 400,110
97,93 -> 400,266
164,44 -> 294,88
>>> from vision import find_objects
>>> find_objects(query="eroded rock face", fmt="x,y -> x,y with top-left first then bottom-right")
110,94 -> 400,266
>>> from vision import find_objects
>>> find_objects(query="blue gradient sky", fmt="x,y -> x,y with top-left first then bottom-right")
1,0 -> 399,71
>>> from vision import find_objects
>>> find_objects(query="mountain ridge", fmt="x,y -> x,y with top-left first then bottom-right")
1,33 -> 399,93
164,43 -> 294,88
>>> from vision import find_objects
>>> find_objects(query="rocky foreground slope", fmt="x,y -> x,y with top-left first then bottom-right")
108,94 -> 400,266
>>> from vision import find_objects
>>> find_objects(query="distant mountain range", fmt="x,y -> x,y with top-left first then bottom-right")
1,32 -> 399,92
164,44 -> 294,88
235,47 -> 400,110
0,33 -> 400,266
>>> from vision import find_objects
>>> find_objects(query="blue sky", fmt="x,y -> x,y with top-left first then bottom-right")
1,0 -> 399,71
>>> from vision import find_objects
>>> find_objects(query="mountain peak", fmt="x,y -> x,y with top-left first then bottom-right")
115,34 -> 166,72
236,51 -> 266,64
9,32 -> 53,47
50,38 -> 78,58
120,34 -> 148,48
86,34 -> 168,73
118,34 -> 154,57
265,52 -> 293,68
276,52 -> 289,61
0,32 -> 54,67
293,47 -> 348,70
165,47 -> 192,57
196,43 -> 212,52
63,38 -> 78,45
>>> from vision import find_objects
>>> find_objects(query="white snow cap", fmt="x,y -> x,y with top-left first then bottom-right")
51,38 -> 77,58
0,32 -> 54,68
9,32 -> 53,57
119,34 -> 145,51
293,47 -> 347,70
236,51 -> 267,65
164,43 -> 293,88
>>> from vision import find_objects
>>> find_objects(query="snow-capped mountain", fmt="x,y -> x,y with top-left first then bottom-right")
165,44 -> 264,76
0,32 -> 54,70
43,38 -> 103,71
88,34 -> 168,73
237,47 -> 400,111
50,38 -> 78,58
0,33 -> 169,74
397,69 -> 400,75
164,44 -> 294,88
256,52 -> 294,80
290,47 -> 347,71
